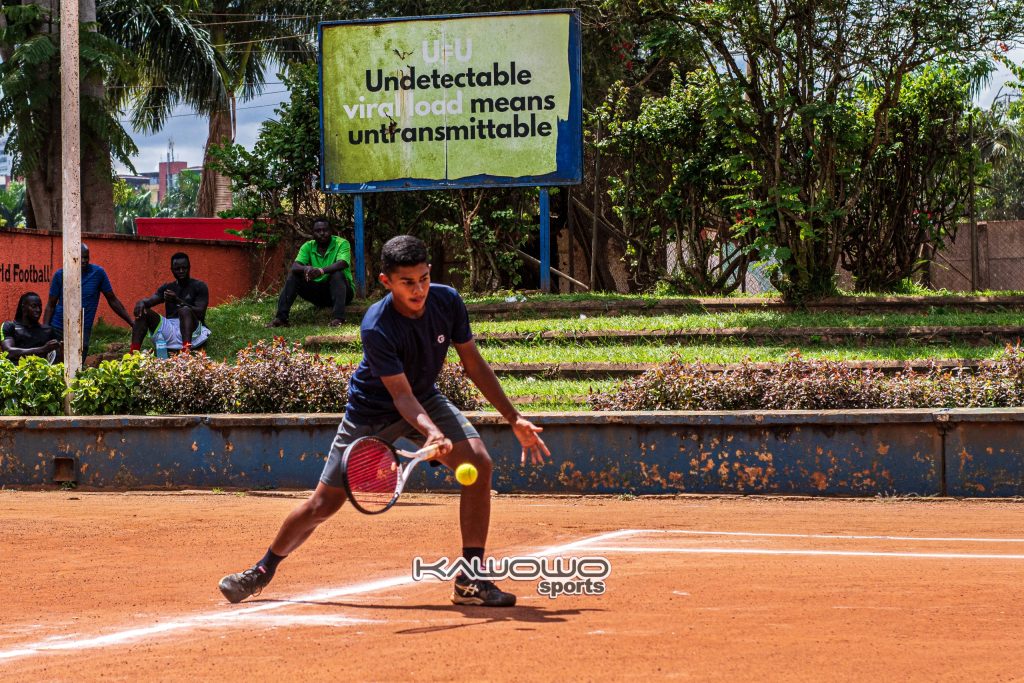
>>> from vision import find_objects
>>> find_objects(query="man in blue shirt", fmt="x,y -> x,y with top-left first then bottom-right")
44,244 -> 134,360
219,235 -> 550,607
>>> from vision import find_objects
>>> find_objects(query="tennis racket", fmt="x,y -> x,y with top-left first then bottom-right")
340,436 -> 441,514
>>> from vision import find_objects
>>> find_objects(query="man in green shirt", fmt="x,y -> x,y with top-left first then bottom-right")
269,217 -> 355,327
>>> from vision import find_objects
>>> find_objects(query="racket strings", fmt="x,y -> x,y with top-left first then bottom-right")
345,441 -> 400,511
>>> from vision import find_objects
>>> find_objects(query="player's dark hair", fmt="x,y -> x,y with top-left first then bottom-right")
381,235 -> 428,274
311,216 -> 331,230
14,291 -> 41,324
170,252 -> 190,265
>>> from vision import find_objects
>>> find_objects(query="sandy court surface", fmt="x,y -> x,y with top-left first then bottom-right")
2,491 -> 1024,682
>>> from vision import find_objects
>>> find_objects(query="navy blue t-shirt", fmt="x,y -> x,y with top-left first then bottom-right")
346,284 -> 472,425
48,264 -> 113,333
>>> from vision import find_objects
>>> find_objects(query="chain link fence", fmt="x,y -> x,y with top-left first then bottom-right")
929,221 -> 1024,292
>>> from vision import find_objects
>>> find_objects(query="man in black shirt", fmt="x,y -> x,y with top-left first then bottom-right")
130,252 -> 211,353
1,292 -> 62,362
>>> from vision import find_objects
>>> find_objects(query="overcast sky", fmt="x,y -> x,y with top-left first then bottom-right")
115,51 -> 1024,176
114,83 -> 290,175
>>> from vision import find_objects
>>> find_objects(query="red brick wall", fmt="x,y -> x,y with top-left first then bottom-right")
0,229 -> 286,328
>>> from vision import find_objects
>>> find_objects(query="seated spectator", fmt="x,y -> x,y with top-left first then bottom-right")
1,292 -> 62,363
268,217 -> 354,328
45,243 -> 134,362
130,252 -> 211,354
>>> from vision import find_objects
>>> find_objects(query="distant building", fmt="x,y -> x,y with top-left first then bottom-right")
117,160 -> 193,205
141,171 -> 160,196
117,174 -> 159,204
158,161 -> 188,203
0,154 -> 11,190
121,175 -> 156,193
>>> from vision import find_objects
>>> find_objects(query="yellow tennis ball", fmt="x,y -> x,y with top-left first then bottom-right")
455,463 -> 478,486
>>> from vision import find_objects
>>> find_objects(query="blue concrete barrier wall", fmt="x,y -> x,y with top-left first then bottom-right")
471,411 -> 943,495
0,409 -> 1020,495
941,409 -> 1024,497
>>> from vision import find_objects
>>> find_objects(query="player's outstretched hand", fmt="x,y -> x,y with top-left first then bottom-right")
512,417 -> 550,466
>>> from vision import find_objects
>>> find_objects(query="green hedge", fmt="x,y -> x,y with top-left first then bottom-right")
0,355 -> 66,415
1,339 -> 481,416
589,347 -> 1024,411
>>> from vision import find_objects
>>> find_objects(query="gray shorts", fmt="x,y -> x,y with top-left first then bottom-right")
319,392 -> 480,488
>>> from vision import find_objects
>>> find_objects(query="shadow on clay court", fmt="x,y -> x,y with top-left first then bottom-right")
252,598 -> 602,633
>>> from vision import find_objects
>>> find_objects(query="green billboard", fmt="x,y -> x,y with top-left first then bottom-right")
320,10 -> 582,192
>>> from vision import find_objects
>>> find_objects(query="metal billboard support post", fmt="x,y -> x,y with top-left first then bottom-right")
61,0 -> 83,414
354,194 -> 366,298
539,188 -> 551,293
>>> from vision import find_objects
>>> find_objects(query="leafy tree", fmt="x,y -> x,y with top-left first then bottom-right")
979,55 -> 1024,221
982,141 -> 1024,220
113,178 -> 156,233
157,169 -> 199,218
415,187 -> 536,291
0,181 -> 26,228
595,69 -> 751,293
640,0 -> 1024,300
843,64 -> 984,291
209,63 -> 346,242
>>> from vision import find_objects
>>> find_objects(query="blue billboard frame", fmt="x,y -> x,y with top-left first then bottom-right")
318,9 -> 583,194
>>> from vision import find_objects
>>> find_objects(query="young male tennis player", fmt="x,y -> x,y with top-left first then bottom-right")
218,235 -> 549,607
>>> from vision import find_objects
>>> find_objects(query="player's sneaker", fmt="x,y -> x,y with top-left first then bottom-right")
451,577 -> 516,607
218,566 -> 272,603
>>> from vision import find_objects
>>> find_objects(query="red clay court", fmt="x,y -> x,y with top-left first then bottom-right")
3,491 -> 1023,681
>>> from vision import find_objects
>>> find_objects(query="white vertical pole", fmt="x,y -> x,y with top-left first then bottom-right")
61,0 -> 83,412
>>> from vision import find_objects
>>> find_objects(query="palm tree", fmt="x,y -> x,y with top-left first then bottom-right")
975,96 -> 1024,220
100,0 -> 225,130
101,0 -> 328,217
194,1 -> 329,217
0,1 -> 137,232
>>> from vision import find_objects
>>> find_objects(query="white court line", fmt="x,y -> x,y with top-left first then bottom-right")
621,529 -> 1024,544
0,529 -> 635,665
587,546 -> 1024,560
